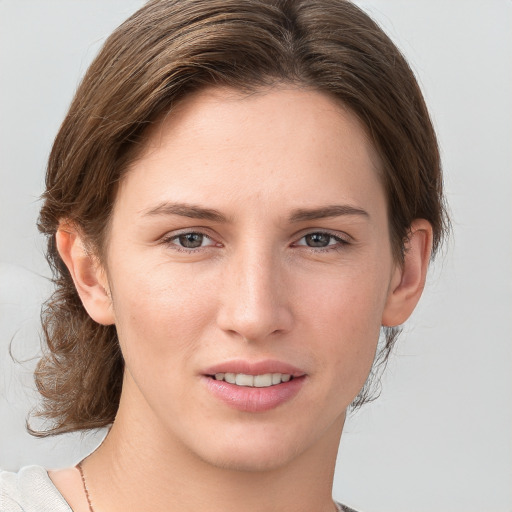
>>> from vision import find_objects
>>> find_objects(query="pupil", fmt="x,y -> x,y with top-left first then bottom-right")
179,233 -> 203,248
306,233 -> 330,247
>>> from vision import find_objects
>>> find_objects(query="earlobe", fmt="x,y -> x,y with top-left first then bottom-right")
56,224 -> 115,326
381,219 -> 433,327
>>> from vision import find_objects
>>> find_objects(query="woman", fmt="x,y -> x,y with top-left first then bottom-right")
1,0 -> 447,510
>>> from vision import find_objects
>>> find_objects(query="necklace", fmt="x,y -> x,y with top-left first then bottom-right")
77,461 -> 95,512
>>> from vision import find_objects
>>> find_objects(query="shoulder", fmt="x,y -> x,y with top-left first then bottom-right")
336,502 -> 360,512
0,466 -> 71,512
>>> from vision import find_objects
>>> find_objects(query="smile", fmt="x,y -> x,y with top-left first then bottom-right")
203,360 -> 305,411
213,372 -> 292,387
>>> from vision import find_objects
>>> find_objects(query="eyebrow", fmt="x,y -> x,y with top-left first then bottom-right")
288,205 -> 369,223
141,202 -> 368,223
141,202 -> 229,222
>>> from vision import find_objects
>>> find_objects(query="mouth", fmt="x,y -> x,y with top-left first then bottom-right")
202,360 -> 306,412
209,372 -> 293,388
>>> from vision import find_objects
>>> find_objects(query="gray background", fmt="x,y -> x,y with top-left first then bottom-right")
1,1 -> 511,511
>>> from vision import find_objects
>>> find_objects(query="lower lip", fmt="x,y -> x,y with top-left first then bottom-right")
203,376 -> 305,413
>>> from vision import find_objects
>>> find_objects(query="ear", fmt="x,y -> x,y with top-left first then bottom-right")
381,219 -> 433,327
56,223 -> 115,326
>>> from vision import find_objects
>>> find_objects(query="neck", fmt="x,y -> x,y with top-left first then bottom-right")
83,374 -> 345,512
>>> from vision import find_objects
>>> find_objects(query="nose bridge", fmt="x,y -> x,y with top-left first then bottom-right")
217,240 -> 292,341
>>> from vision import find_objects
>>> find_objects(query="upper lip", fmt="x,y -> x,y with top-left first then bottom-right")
202,359 -> 306,377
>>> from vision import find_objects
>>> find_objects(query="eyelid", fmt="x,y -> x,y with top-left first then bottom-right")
158,228 -> 351,251
292,229 -> 352,245
160,229 -> 221,250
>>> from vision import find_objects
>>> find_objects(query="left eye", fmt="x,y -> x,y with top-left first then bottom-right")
168,232 -> 215,249
295,232 -> 344,248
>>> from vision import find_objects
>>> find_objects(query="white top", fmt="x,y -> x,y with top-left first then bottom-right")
0,466 -> 71,511
0,465 -> 355,511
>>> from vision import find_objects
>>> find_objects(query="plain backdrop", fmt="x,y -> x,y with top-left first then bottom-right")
0,1 -> 511,511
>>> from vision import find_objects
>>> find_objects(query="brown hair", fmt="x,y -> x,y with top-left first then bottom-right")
32,0 -> 448,435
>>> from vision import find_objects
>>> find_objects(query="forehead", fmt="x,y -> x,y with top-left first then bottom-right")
117,86 -> 385,219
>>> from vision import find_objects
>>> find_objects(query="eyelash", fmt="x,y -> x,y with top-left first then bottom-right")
160,230 -> 350,253
293,232 -> 350,252
160,231 -> 218,253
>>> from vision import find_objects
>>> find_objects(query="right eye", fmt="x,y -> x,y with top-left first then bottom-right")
163,231 -> 217,250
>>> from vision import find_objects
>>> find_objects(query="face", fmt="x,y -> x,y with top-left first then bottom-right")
102,86 -> 399,471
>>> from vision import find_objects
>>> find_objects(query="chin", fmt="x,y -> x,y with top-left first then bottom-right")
187,419 -> 334,474
200,443 -> 300,473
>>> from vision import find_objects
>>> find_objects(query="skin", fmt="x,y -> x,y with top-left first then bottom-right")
51,86 -> 432,512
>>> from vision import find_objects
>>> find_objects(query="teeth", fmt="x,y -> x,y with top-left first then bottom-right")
271,373 -> 281,385
254,374 -> 272,387
224,372 -> 236,384
235,374 -> 254,386
213,372 -> 293,387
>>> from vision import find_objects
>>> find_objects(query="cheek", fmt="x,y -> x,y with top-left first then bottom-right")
296,263 -> 389,378
109,262 -> 217,372
301,259 -> 389,328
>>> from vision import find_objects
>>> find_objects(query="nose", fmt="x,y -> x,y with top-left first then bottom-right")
216,244 -> 294,342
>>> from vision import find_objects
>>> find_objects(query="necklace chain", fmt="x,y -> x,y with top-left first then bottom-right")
77,462 -> 95,512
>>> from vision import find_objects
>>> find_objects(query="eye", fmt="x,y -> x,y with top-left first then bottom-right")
164,231 -> 217,250
294,232 -> 348,249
